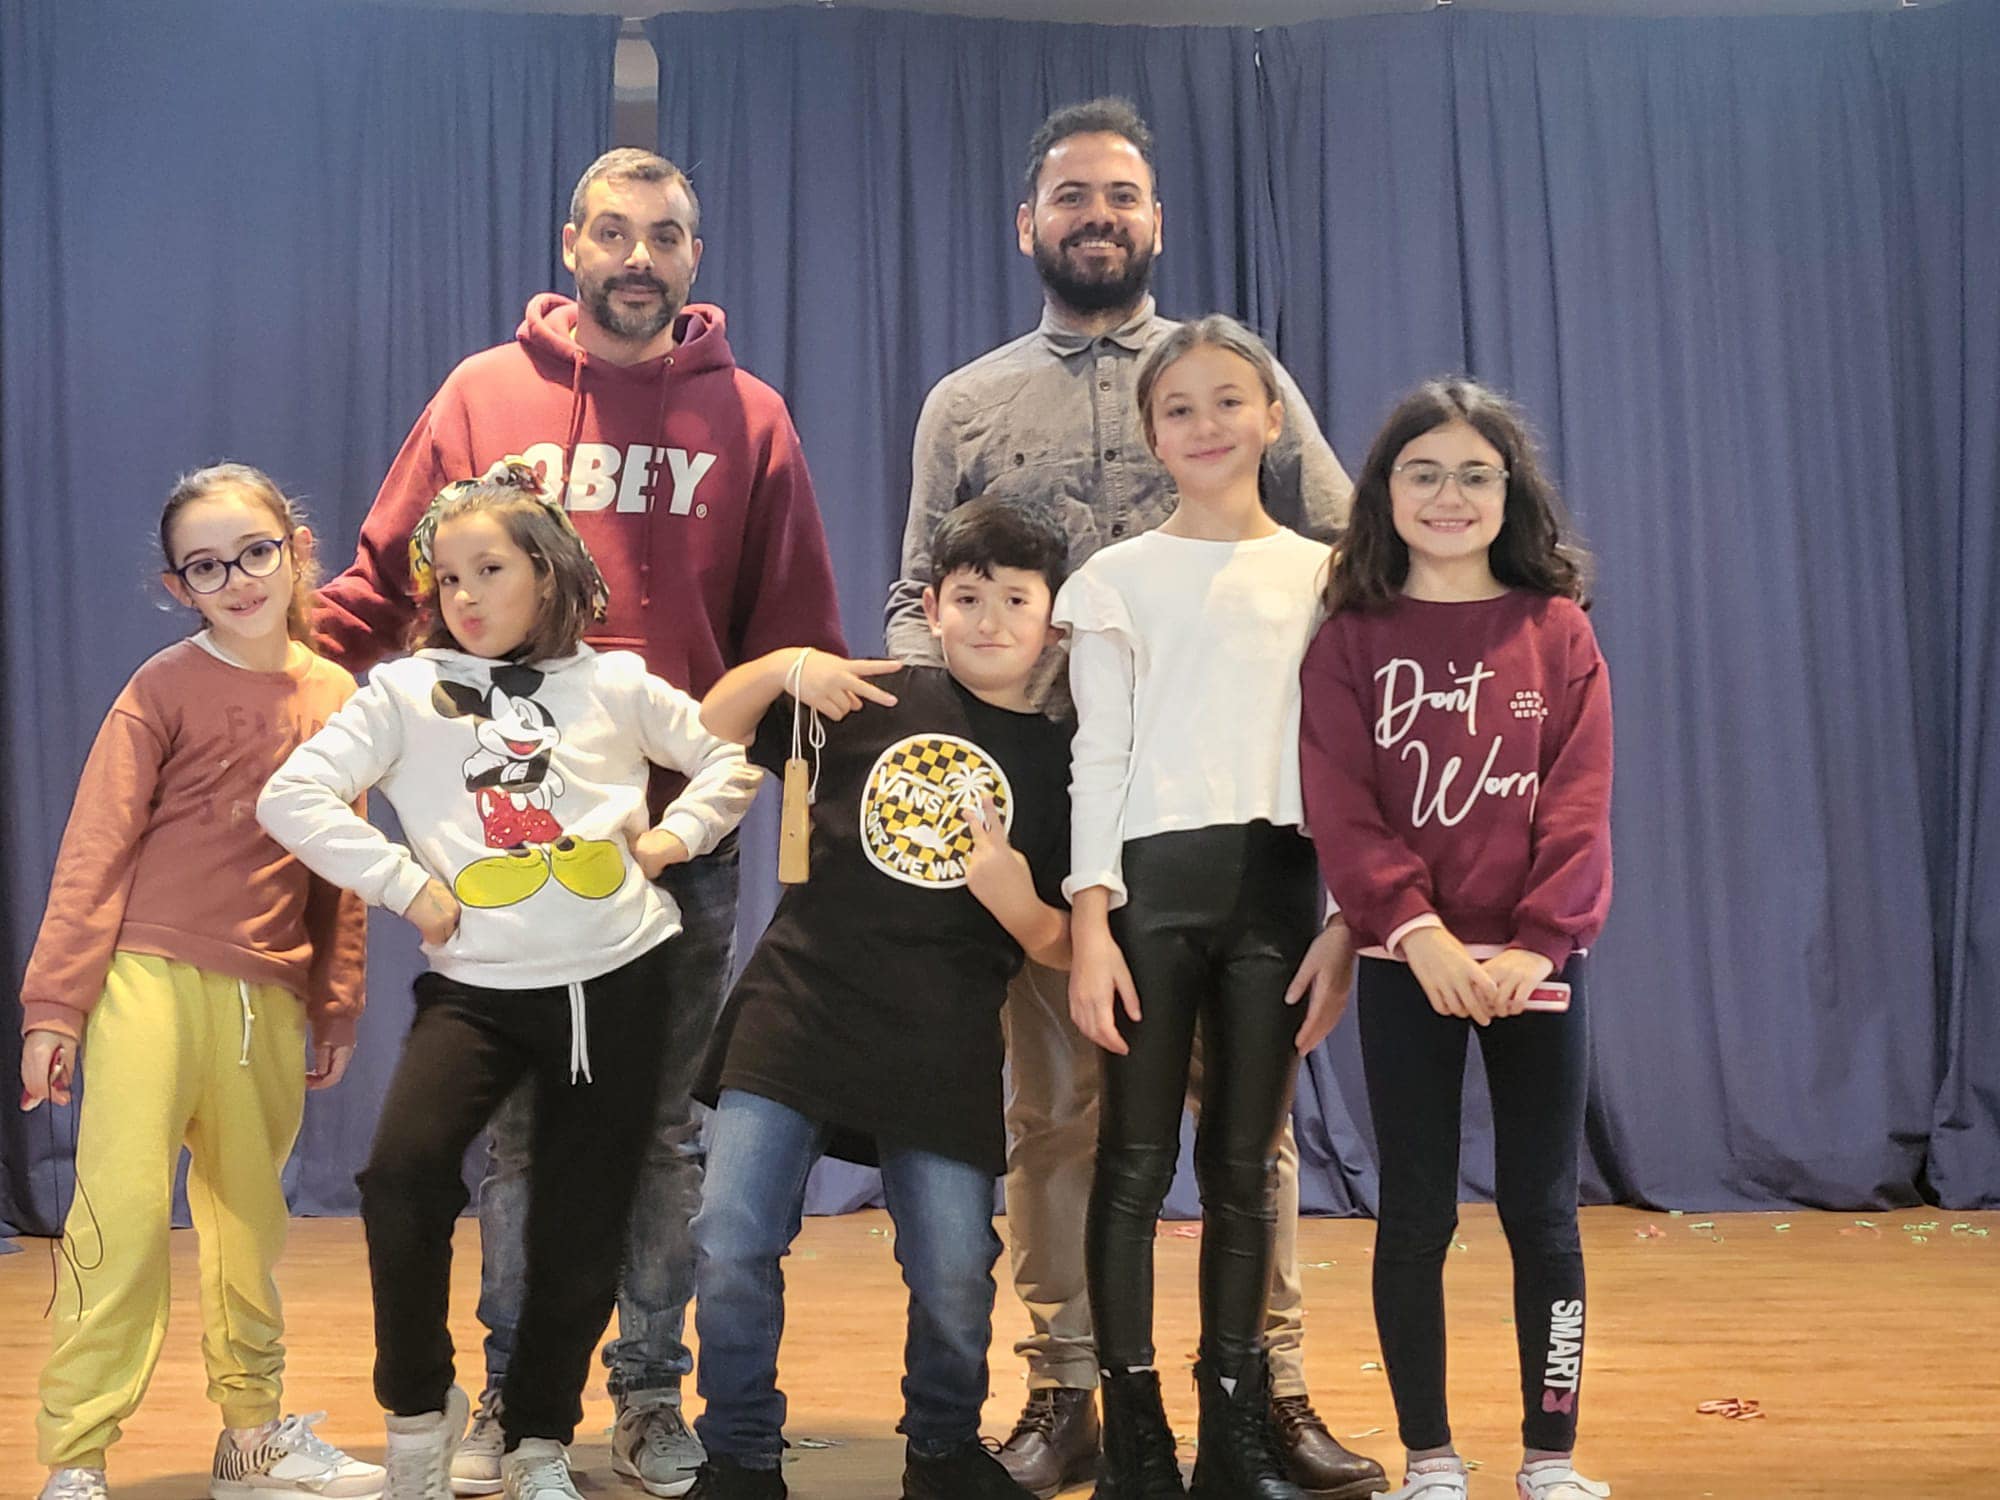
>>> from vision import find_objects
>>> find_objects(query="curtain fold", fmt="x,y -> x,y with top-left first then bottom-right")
0,0 -> 616,1231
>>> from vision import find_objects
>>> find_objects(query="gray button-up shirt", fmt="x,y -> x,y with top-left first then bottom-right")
884,296 -> 1352,662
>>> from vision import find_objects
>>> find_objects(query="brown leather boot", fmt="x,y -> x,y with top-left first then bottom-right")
1268,1393 -> 1388,1499
993,1387 -> 1100,1499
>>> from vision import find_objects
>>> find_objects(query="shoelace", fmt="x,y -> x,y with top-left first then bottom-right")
268,1412 -> 347,1466
510,1451 -> 572,1498
638,1404 -> 693,1457
47,1471 -> 108,1500
1004,1390 -> 1065,1443
1268,1393 -> 1332,1443
386,1440 -> 447,1500
1118,1417 -> 1182,1491
1216,1383 -> 1290,1481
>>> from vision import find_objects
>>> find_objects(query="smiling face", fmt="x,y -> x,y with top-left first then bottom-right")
161,488 -> 304,655
1389,418 -> 1509,567
1143,343 -> 1284,497
431,511 -> 546,660
1017,131 -> 1163,316
922,565 -> 1058,709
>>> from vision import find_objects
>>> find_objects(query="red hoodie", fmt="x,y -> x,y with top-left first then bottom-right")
1299,590 -> 1613,971
318,295 -> 846,696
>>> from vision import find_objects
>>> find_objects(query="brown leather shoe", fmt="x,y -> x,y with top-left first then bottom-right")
1267,1394 -> 1387,1499
993,1387 -> 1100,1499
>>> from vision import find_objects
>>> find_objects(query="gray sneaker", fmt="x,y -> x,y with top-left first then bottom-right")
384,1387 -> 470,1500
609,1393 -> 703,1498
450,1391 -> 505,1497
500,1441 -> 580,1500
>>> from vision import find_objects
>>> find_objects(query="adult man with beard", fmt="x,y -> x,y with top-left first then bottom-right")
317,148 -> 845,1500
883,100 -> 1384,1500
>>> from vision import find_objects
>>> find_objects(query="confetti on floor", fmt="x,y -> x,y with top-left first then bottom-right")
1696,1397 -> 1765,1421
1635,1224 -> 1667,1240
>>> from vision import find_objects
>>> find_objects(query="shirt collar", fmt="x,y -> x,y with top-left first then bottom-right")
1036,295 -> 1160,357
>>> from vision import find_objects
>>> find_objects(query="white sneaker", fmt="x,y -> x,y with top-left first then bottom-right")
1384,1461 -> 1470,1499
451,1391 -> 505,1497
384,1388 -> 471,1500
1516,1461 -> 1611,1500
501,1441 -> 580,1500
40,1470 -> 109,1500
211,1414 -> 386,1499
608,1393 -> 703,1497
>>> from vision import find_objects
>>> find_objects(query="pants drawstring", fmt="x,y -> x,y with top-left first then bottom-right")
237,980 -> 255,1067
567,980 -> 592,1084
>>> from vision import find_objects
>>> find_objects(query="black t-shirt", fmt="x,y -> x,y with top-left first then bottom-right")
704,665 -> 1071,1173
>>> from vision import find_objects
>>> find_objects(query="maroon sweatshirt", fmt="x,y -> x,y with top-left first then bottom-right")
317,295 -> 847,693
1299,590 -> 1613,971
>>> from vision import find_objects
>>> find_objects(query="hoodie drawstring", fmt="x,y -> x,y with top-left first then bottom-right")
567,980 -> 593,1085
237,980 -> 256,1067
639,362 -> 673,610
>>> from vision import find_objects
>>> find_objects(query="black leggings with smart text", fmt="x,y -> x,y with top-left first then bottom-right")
1358,954 -> 1591,1453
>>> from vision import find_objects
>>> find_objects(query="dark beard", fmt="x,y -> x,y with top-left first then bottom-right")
1032,227 -> 1154,315
581,272 -> 682,344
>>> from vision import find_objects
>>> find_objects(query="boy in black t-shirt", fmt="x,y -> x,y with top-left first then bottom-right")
688,499 -> 1073,1500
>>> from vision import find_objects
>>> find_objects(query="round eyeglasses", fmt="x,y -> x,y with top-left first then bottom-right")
1391,461 -> 1509,501
171,537 -> 289,595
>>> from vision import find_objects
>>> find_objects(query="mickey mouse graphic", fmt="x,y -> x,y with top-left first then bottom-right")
433,664 -> 626,909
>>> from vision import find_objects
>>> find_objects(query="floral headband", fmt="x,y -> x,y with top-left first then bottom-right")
408,456 -> 610,622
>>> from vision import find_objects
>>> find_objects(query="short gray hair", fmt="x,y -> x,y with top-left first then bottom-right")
568,148 -> 701,234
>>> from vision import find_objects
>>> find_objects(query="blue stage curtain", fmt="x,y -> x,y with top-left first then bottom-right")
0,0 -> 616,1232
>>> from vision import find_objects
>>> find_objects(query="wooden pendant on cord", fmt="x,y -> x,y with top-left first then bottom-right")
779,756 -> 812,884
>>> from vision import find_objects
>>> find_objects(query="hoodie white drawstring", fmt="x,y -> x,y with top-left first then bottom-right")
567,981 -> 593,1084
237,980 -> 256,1067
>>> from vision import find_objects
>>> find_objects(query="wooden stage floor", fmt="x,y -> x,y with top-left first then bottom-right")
4,1206 -> 1995,1498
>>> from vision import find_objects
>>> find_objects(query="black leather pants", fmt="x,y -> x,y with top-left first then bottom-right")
1085,822 -> 1318,1377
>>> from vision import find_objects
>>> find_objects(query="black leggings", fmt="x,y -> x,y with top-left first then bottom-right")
1086,823 -> 1318,1377
357,947 -> 670,1447
1357,954 -> 1590,1454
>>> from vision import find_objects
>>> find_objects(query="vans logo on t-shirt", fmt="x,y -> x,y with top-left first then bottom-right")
860,734 -> 1013,888
517,441 -> 717,516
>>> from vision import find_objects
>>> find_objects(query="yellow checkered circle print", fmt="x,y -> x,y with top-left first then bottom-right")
859,733 -> 1014,888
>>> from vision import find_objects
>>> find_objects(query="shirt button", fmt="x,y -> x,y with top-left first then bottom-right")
1012,453 -> 1025,467
1098,380 -> 1111,391
1104,448 -> 1118,461
1110,521 -> 1127,537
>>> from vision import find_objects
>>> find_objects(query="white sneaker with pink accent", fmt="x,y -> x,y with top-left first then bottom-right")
1516,1459 -> 1612,1500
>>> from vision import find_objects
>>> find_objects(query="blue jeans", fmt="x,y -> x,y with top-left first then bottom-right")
692,1089 -> 1002,1467
476,837 -> 740,1398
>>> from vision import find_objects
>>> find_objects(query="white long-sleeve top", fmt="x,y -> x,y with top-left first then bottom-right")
1054,527 -> 1330,906
259,645 -> 758,990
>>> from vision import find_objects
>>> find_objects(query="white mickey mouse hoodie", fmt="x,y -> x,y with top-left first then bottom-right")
259,645 -> 758,992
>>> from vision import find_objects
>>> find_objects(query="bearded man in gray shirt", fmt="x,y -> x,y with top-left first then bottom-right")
883,99 -> 1384,1500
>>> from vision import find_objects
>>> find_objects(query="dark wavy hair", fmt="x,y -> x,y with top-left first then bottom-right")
1324,377 -> 1592,616
409,463 -> 608,661
160,463 -> 320,647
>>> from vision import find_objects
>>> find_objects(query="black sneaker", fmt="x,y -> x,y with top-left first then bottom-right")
902,1440 -> 1037,1499
684,1457 -> 786,1500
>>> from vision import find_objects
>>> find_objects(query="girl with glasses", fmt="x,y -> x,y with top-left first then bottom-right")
21,464 -> 381,1500
1299,379 -> 1614,1500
